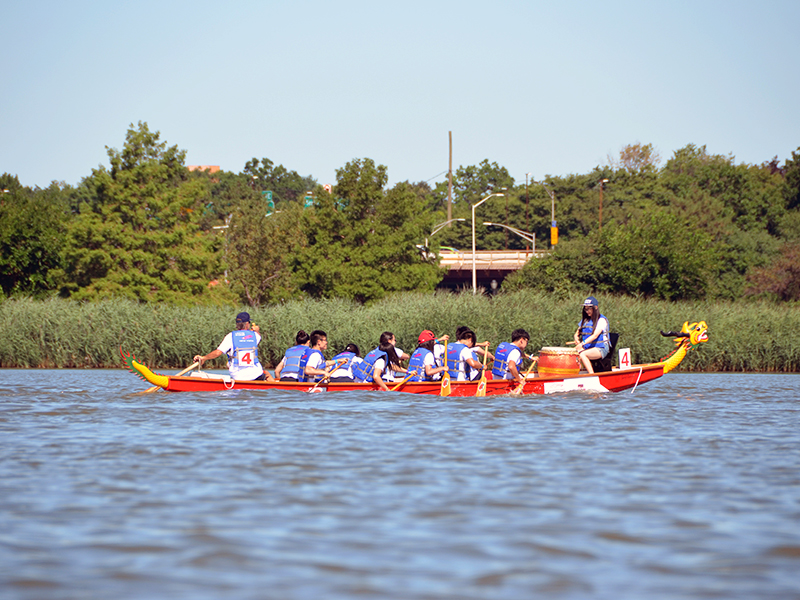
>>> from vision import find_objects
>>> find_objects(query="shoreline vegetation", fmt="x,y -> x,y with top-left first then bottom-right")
1,293 -> 798,373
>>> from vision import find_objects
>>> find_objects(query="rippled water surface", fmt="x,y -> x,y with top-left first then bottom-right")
1,370 -> 799,599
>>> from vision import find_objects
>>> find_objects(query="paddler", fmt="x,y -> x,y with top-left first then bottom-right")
446,329 -> 489,382
352,337 -> 407,391
302,330 -> 334,382
408,330 -> 448,382
573,296 -> 611,374
381,331 -> 410,383
491,328 -> 530,387
274,330 -> 311,382
456,325 -> 494,372
329,344 -> 362,383
193,312 -> 273,381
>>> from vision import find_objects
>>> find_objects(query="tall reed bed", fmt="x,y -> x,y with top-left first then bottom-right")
1,294 -> 798,371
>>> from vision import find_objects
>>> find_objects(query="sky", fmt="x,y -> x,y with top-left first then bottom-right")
2,0 -> 799,190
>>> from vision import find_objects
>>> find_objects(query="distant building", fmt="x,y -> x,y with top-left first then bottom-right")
187,165 -> 220,174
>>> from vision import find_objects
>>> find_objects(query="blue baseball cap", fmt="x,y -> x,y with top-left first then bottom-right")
236,312 -> 251,322
583,296 -> 598,307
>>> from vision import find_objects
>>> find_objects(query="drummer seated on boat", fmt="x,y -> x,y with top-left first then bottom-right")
274,330 -> 311,382
192,312 -> 272,381
573,296 -> 611,374
491,329 -> 530,387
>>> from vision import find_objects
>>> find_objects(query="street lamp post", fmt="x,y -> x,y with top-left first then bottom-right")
426,218 -> 465,248
483,222 -> 536,252
471,192 -> 504,294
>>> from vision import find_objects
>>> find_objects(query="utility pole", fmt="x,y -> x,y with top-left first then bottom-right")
447,131 -> 453,224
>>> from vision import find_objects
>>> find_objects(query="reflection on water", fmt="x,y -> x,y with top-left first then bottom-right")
1,371 -> 799,599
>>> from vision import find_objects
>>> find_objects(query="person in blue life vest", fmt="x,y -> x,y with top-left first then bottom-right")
302,330 -> 335,382
446,329 -> 489,382
491,328 -> 530,387
193,312 -> 273,381
408,330 -> 448,382
573,296 -> 610,374
329,344 -> 362,383
274,330 -> 311,382
380,331 -> 410,383
352,338 -> 407,391
455,325 -> 494,372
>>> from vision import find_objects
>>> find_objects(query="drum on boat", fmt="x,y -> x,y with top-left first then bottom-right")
538,346 -> 580,376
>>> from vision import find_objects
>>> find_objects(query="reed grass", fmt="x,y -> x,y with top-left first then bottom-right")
1,293 -> 798,372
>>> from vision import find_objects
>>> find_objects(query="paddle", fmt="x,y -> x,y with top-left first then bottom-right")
475,341 -> 490,397
143,361 -> 199,393
390,370 -> 417,391
308,359 -> 347,393
510,354 -> 538,396
440,338 -> 451,397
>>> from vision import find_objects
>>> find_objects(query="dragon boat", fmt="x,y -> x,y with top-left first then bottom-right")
123,321 -> 708,396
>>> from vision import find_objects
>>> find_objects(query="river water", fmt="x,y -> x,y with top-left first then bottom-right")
1,370 -> 799,600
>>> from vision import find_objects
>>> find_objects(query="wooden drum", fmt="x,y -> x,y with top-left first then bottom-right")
538,346 -> 580,376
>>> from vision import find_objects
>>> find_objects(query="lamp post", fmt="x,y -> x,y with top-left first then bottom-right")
483,222 -> 536,252
599,178 -> 609,234
426,218 -> 465,248
472,192 -> 504,294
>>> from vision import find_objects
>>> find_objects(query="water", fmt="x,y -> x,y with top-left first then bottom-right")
1,370 -> 799,600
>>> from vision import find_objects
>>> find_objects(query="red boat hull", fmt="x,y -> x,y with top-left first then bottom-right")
151,364 -> 665,395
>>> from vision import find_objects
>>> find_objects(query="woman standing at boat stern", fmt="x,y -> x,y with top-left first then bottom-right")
574,296 -> 610,374
193,312 -> 271,381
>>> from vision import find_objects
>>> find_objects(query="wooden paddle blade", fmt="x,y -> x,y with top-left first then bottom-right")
475,342 -> 490,397
439,339 -> 451,397
440,374 -> 451,397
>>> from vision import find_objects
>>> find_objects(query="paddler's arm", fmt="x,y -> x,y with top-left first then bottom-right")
507,360 -> 523,386
373,365 -> 390,391
425,363 -> 447,377
274,357 -> 286,378
193,349 -> 223,366
304,365 -> 329,379
473,341 -> 495,361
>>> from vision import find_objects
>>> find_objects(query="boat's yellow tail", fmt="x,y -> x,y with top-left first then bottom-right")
120,349 -> 169,389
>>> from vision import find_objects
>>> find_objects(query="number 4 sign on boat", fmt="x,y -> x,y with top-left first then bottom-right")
618,347 -> 631,369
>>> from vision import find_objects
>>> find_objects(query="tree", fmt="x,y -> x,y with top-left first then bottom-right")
783,147 -> 800,211
60,122 -> 229,305
504,212 -> 722,300
290,159 -> 442,303
744,242 -> 800,301
225,182 -> 303,305
243,157 -> 317,206
0,175 -> 67,297
607,142 -> 661,173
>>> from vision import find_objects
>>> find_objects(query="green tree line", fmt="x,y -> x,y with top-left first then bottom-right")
2,124 -> 799,305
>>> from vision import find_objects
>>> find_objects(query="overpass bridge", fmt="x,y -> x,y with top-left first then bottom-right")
437,249 -> 549,291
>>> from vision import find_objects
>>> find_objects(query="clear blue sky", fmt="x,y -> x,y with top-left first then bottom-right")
3,0 -> 798,190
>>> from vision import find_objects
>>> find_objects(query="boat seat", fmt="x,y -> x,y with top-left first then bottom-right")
590,332 -> 619,373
